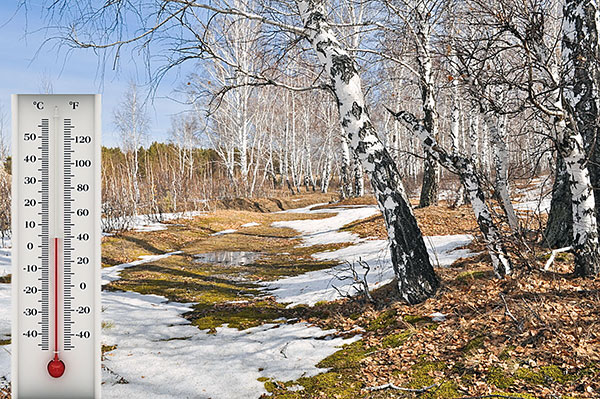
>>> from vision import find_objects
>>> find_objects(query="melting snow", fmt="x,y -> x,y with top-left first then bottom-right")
211,229 -> 237,236
241,222 -> 260,227
0,202 -> 482,396
272,205 -> 380,246
430,312 -> 447,322
264,206 -> 474,307
0,223 -> 359,397
101,291 -> 358,399
0,244 -> 11,277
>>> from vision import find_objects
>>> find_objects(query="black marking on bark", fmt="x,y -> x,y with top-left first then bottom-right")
330,54 -> 356,84
351,102 -> 362,119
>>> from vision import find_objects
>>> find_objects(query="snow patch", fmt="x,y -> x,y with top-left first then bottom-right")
430,312 -> 447,322
0,245 -> 10,277
241,222 -> 260,228
102,290 -> 358,398
272,205 -> 380,247
263,235 -> 473,307
0,283 -> 10,385
211,229 -> 237,236
0,243 -> 359,398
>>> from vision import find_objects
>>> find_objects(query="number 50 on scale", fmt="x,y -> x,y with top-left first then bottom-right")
12,95 -> 101,398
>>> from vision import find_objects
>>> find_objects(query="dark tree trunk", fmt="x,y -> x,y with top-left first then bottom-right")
352,152 -> 365,197
297,0 -> 439,303
419,155 -> 439,207
544,154 -> 573,248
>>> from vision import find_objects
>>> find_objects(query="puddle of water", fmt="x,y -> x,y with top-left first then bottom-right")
194,251 -> 263,266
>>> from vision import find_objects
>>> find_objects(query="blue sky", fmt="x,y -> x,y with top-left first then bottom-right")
0,2 -> 194,147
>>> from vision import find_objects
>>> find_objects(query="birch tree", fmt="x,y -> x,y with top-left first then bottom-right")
297,0 -> 439,303
412,0 -> 440,207
387,108 -> 512,277
561,0 -> 600,276
114,81 -> 150,216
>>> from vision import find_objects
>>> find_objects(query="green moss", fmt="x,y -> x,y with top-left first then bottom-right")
490,392 -> 538,399
462,335 -> 484,354
0,338 -> 10,346
367,309 -> 397,331
318,340 -> 368,370
192,304 -> 283,333
487,366 -> 515,389
403,314 -> 430,324
499,345 -> 516,360
381,330 -> 413,348
515,365 -> 568,386
410,360 -> 445,387
265,340 -> 369,398
263,380 -> 277,393
409,360 -> 459,398
456,270 -> 489,282
284,372 -> 363,399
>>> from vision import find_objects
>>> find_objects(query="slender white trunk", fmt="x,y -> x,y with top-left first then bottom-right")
321,135 -> 332,193
352,153 -> 364,196
450,75 -> 460,154
485,113 -> 520,233
468,108 -> 480,165
340,135 -> 352,198
415,0 -> 439,207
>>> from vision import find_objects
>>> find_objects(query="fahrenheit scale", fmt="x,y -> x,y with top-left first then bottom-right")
12,95 -> 101,398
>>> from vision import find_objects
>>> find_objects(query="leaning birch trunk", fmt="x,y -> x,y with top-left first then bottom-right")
561,0 -> 600,276
388,108 -> 512,277
297,0 -> 439,303
485,113 -> 520,233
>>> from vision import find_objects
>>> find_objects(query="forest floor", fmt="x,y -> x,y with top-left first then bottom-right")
0,189 -> 598,398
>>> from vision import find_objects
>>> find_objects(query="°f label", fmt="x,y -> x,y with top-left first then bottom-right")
12,95 -> 101,398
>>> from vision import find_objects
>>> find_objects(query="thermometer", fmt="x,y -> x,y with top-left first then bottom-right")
12,95 -> 101,398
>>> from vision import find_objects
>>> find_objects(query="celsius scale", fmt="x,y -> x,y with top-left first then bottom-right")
12,95 -> 101,398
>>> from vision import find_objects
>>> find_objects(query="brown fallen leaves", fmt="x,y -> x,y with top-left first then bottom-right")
298,245 -> 599,398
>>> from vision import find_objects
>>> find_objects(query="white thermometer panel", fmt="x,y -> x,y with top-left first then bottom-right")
12,95 -> 101,398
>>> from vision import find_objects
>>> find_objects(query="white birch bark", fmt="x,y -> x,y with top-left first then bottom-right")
468,107 -> 480,165
388,108 -> 512,277
340,135 -> 352,199
414,0 -> 439,207
561,0 -> 600,276
485,113 -> 520,233
297,0 -> 439,303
